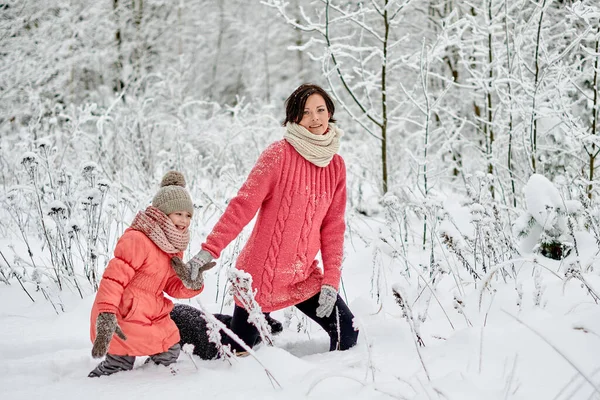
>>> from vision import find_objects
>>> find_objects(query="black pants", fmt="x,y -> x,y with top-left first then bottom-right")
225,292 -> 359,352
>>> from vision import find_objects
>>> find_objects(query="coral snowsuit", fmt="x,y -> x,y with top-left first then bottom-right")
202,139 -> 347,312
90,228 -> 202,356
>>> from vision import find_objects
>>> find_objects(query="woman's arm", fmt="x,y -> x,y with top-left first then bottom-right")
319,157 -> 347,290
202,141 -> 285,258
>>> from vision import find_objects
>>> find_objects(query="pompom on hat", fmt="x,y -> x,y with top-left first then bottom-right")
152,171 -> 194,216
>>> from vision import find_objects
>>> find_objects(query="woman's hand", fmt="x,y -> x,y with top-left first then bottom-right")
315,285 -> 338,318
188,250 -> 214,280
91,312 -> 126,358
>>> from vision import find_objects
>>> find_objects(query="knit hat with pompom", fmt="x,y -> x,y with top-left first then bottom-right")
152,171 -> 194,216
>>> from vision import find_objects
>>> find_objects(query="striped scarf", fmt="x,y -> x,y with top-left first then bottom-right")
129,206 -> 189,253
283,123 -> 343,167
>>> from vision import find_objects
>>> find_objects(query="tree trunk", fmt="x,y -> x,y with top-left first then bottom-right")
113,0 -> 123,93
504,0 -> 517,207
381,0 -> 389,194
132,0 -> 144,80
263,24 -> 271,103
486,0 -> 495,199
209,0 -> 226,100
588,26 -> 599,200
530,0 -> 547,173
322,0 -> 387,193
421,46 -> 431,251
293,0 -> 306,82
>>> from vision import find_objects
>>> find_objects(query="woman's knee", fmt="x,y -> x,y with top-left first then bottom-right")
342,326 -> 359,350
327,306 -> 359,351
225,306 -> 261,350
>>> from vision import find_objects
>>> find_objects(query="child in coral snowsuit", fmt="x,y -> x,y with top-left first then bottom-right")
88,171 -> 215,377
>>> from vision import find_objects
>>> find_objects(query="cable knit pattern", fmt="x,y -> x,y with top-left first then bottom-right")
261,171 -> 293,298
202,140 -> 346,312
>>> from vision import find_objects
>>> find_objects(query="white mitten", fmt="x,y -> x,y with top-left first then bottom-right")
315,285 -> 337,318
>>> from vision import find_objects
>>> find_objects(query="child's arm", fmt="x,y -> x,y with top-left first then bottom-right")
94,231 -> 148,314
163,272 -> 203,299
163,252 -> 209,298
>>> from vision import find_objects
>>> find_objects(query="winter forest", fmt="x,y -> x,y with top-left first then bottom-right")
1,0 -> 600,399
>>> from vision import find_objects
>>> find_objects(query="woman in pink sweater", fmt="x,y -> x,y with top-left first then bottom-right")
187,84 -> 358,352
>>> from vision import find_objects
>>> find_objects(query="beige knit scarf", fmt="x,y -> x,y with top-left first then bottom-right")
284,123 -> 343,167
130,206 -> 189,253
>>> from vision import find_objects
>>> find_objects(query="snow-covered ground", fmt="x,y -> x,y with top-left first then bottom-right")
2,213 -> 600,400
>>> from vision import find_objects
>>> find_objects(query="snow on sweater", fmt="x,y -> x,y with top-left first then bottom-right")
202,139 -> 346,312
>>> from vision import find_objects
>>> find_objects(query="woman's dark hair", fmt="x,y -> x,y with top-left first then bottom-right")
282,84 -> 337,126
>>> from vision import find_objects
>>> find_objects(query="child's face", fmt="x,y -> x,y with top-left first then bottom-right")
168,211 -> 192,232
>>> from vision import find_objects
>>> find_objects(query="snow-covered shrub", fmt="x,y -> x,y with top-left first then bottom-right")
439,172 -> 517,281
514,174 -> 582,260
227,269 -> 273,346
0,77 -> 281,306
0,130 -> 141,302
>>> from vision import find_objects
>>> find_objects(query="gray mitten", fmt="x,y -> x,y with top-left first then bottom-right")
315,284 -> 338,318
188,250 -> 214,280
91,312 -> 127,358
171,256 -> 216,290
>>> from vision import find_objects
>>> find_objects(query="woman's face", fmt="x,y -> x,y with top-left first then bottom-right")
299,94 -> 330,135
168,211 -> 192,232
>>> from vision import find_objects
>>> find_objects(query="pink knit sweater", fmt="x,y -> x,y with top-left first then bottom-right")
202,139 -> 346,312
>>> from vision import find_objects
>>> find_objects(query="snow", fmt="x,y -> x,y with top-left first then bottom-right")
524,174 -> 566,227
5,164 -> 598,399
3,0 -> 600,397
514,174 -> 588,257
21,152 -> 39,166
1,217 -> 600,400
80,189 -> 103,207
48,200 -> 68,214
